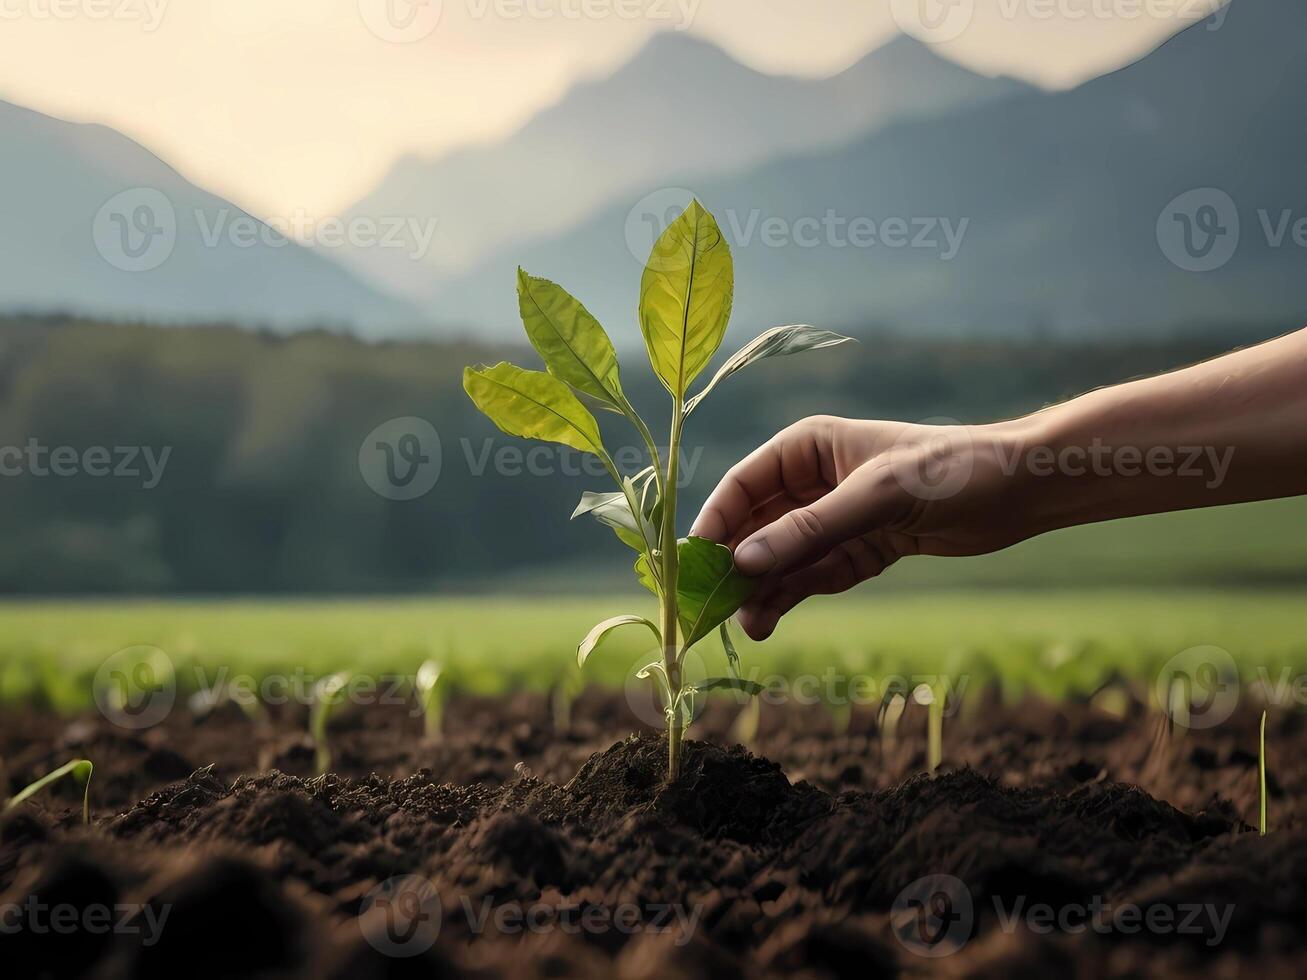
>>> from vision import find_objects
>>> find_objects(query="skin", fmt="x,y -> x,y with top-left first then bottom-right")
692,328 -> 1307,640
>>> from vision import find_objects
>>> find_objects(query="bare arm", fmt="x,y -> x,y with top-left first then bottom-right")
693,327 -> 1307,639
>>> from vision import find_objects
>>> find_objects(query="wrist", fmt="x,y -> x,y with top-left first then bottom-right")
980,407 -> 1112,536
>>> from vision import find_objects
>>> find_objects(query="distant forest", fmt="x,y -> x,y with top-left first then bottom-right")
0,314 -> 1291,594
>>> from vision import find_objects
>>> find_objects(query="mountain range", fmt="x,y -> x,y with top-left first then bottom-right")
434,0 -> 1307,344
339,32 -> 1027,300
2,0 -> 1301,341
0,99 -> 423,332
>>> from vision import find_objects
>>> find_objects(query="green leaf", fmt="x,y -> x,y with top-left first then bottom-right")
677,536 -> 755,650
577,615 -> 661,667
517,269 -> 625,407
464,362 -> 605,456
639,200 -> 733,397
571,488 -> 652,554
685,325 -> 855,416
5,759 -> 94,825
634,554 -> 659,595
690,677 -> 768,697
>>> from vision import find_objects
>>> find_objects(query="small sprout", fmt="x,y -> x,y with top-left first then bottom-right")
913,683 -> 945,773
5,759 -> 93,825
1259,709 -> 1268,836
189,681 -> 269,730
731,697 -> 761,748
551,667 -> 585,735
310,671 -> 353,775
464,202 -> 851,782
878,692 -> 907,761
415,660 -> 445,742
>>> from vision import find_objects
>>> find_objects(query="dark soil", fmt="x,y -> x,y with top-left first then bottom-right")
2,692 -> 1304,978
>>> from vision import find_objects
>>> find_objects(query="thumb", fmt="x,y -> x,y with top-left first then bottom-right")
732,465 -> 905,577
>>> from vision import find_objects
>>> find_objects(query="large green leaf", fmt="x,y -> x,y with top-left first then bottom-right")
685,325 -> 854,416
676,536 -> 755,649
577,615 -> 661,667
639,200 -> 733,398
464,362 -> 605,456
517,269 -> 625,407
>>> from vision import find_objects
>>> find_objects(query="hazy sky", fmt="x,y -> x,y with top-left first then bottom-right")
0,0 -> 1225,219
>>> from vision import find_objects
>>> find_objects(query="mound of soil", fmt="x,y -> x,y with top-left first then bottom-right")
2,695 -> 1304,977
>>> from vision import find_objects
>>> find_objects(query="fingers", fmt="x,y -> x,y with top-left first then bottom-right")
690,420 -> 831,544
732,463 -> 904,578
736,534 -> 900,640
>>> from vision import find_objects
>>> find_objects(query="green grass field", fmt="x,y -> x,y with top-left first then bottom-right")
2,588 -> 1303,710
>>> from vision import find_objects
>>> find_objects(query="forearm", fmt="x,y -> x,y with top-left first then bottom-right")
1007,327 -> 1307,534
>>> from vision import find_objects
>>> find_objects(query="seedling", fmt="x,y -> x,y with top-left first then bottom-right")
5,759 -> 93,824
464,200 -> 851,781
1259,709 -> 1268,836
414,660 -> 445,742
878,692 -> 907,761
551,666 -> 585,735
913,682 -> 945,772
310,671 -> 353,774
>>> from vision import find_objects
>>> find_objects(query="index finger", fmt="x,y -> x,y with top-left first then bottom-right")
689,437 -> 785,543
691,424 -> 828,543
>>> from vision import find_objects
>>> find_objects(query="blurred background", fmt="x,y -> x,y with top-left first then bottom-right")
0,0 -> 1302,667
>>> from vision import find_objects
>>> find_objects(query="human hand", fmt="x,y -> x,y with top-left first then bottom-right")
690,415 -> 1039,639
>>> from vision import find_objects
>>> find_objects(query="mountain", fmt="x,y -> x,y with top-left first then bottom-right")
338,32 -> 1028,299
0,100 -> 424,334
437,0 -> 1307,344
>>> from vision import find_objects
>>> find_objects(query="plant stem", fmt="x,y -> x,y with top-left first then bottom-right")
661,397 -> 685,782
927,690 -> 943,772
1259,709 -> 1268,836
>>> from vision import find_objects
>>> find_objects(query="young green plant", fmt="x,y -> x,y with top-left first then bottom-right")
415,659 -> 445,742
913,682 -> 946,772
5,759 -> 93,825
464,200 -> 852,781
310,671 -> 353,775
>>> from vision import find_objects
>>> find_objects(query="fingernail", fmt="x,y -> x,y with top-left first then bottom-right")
735,539 -> 776,575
